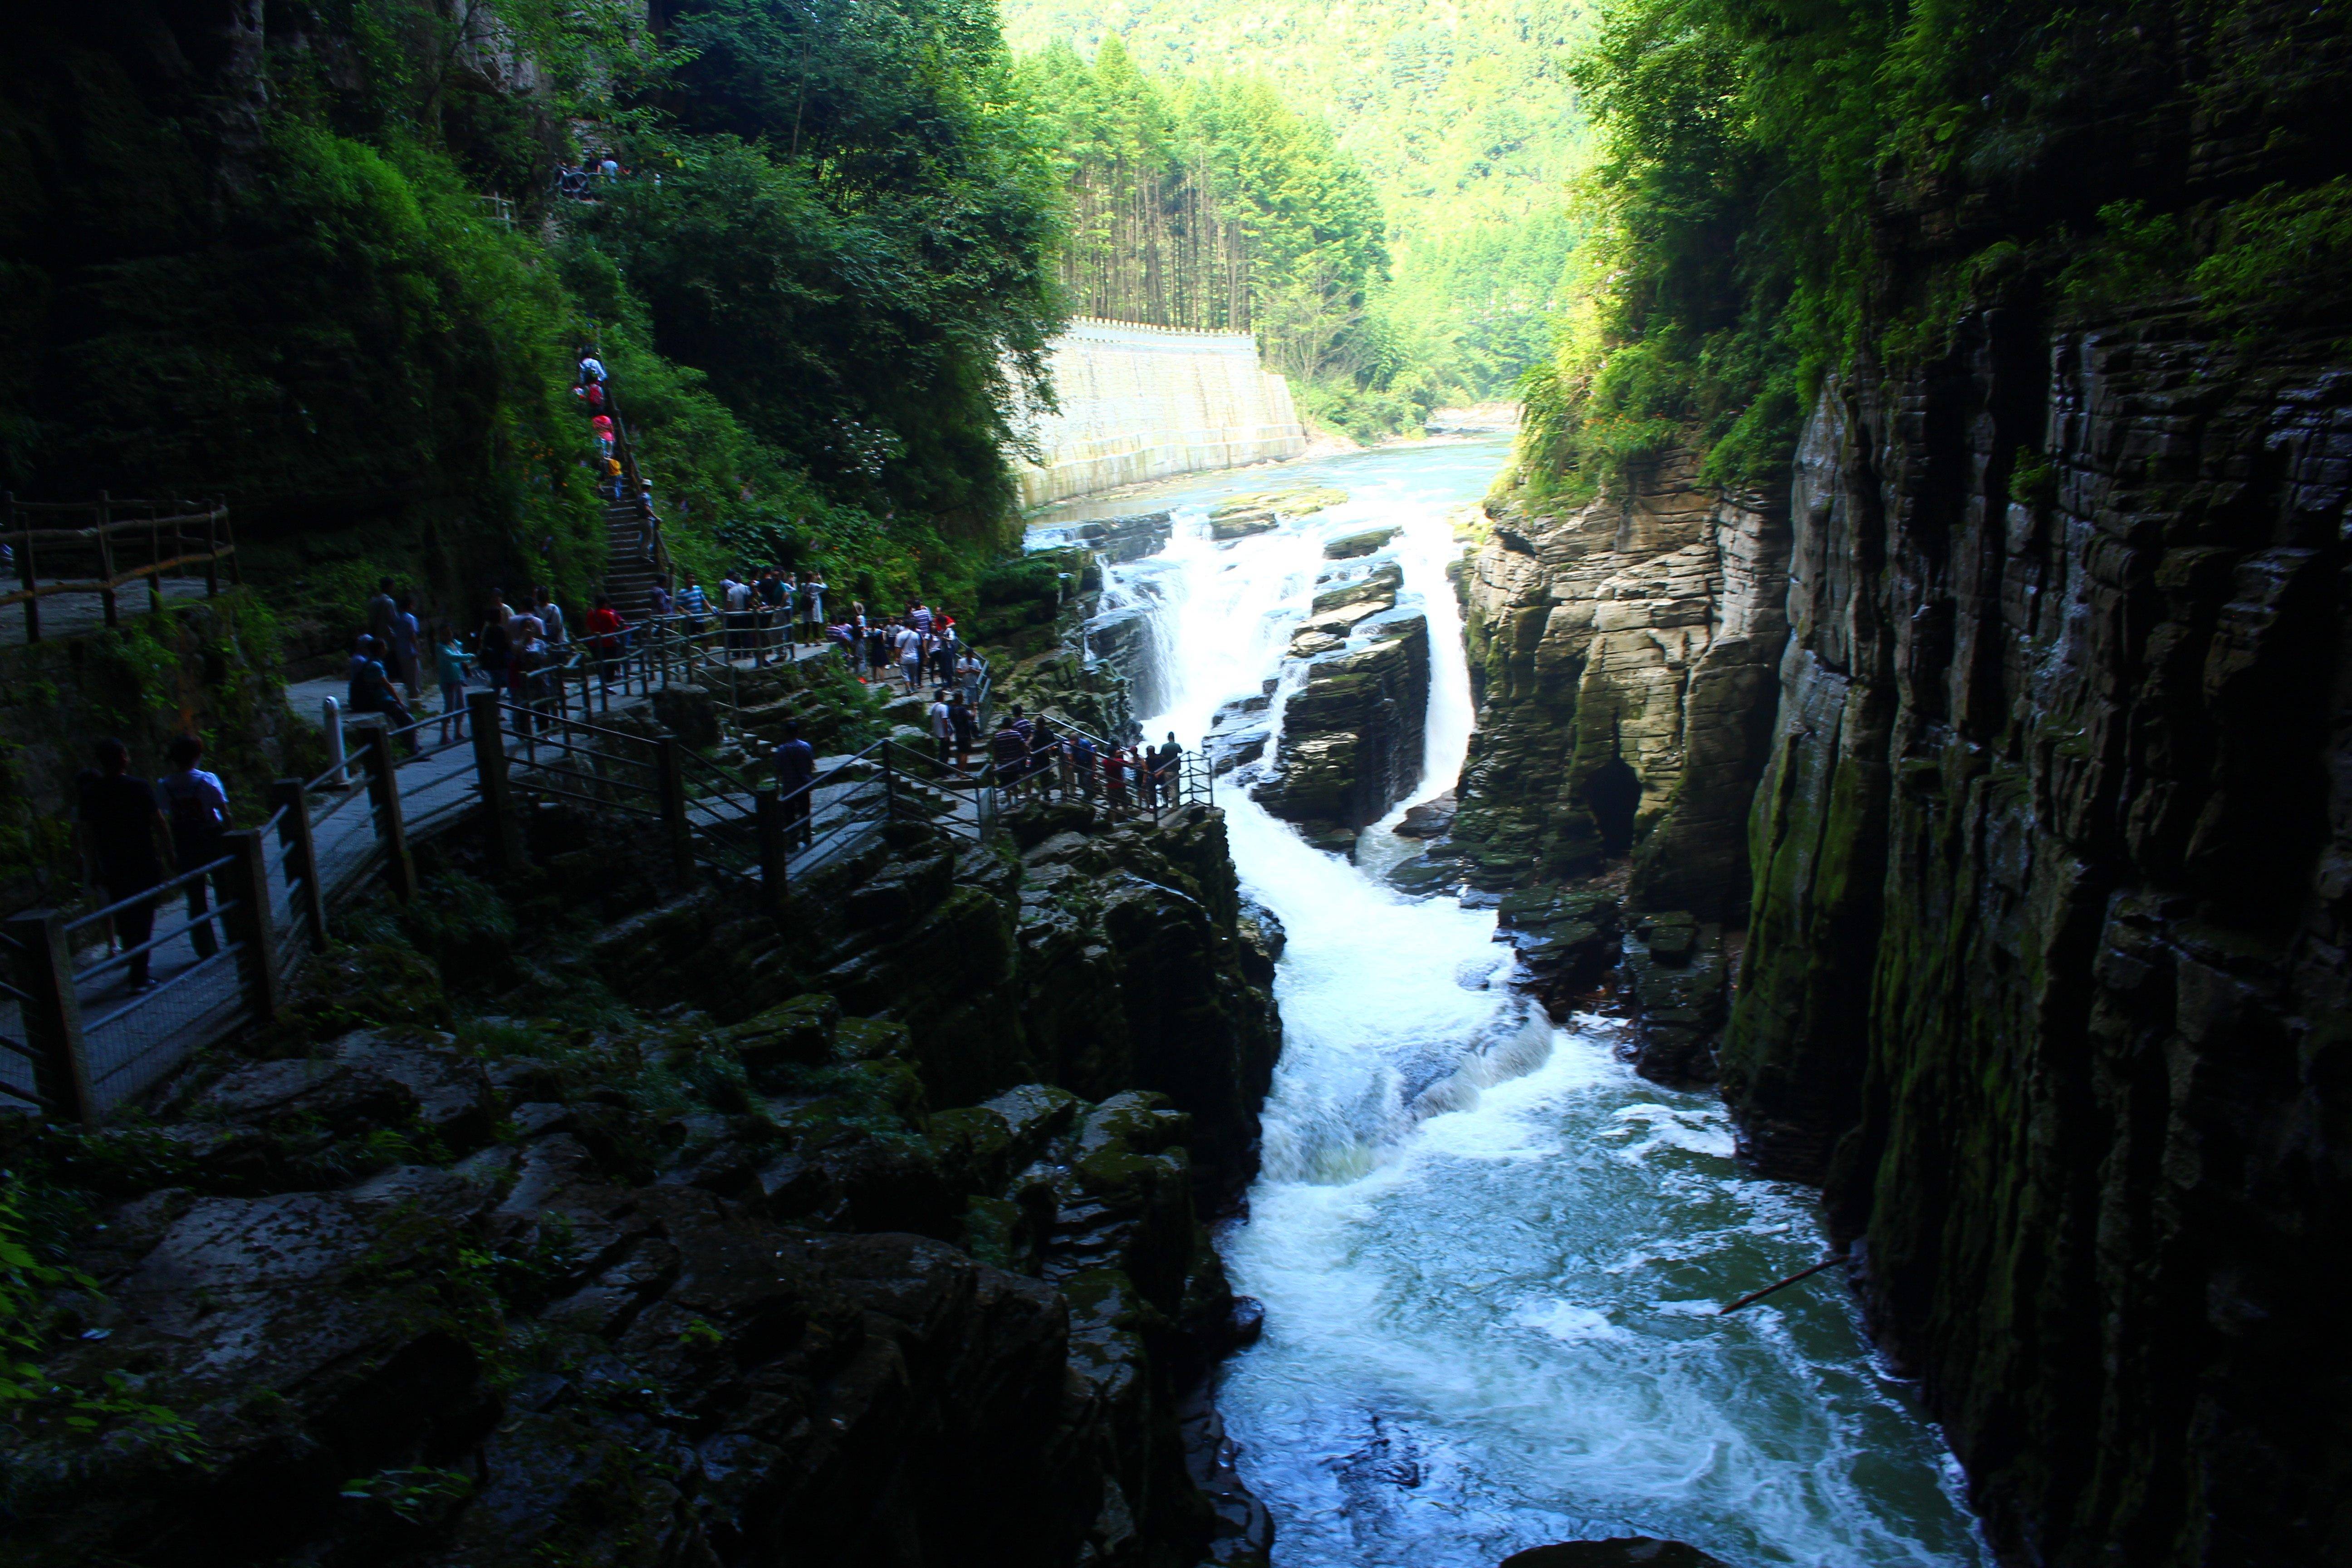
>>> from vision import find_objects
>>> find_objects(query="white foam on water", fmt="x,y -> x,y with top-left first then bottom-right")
1113,441 -> 1989,1568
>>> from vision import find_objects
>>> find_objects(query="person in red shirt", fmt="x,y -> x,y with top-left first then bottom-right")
585,595 -> 627,679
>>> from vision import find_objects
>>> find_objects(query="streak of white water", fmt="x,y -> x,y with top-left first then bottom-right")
1058,441 -> 1987,1568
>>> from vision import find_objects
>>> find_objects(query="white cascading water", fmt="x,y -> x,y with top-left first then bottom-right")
1062,440 -> 1988,1568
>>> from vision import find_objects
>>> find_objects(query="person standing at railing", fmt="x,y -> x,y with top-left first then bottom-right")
534,586 -> 567,649
1152,734 -> 1184,809
948,690 -> 979,773
649,581 -> 672,620
799,568 -> 826,647
958,648 -> 984,707
989,714 -> 1029,800
435,625 -> 473,743
772,720 -> 816,849
476,604 -> 513,720
1102,747 -> 1132,818
585,595 -> 627,681
1136,742 -> 1160,814
77,739 -> 168,996
158,734 -> 230,961
723,572 -> 754,659
1068,727 -> 1098,801
676,576 -> 707,632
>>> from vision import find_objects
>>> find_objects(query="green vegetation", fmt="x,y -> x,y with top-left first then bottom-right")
1005,1 -> 1591,435
1514,0 -> 2352,503
1020,41 -> 1397,431
1,0 -> 1065,632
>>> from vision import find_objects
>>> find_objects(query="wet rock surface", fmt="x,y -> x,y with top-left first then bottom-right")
1025,511 -> 1175,565
1250,548 -> 1431,845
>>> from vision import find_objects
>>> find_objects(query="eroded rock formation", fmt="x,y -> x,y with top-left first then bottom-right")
1250,546 -> 1430,850
1455,461 -> 1788,917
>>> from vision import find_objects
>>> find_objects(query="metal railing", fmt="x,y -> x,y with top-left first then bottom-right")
5,492 -> 238,643
2,674 -> 1196,1125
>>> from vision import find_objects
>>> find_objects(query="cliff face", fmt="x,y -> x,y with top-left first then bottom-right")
1456,463 -> 1788,916
1722,312 -> 2352,1567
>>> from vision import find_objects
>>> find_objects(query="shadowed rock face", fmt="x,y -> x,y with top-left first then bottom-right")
1721,309 -> 2352,1565
1455,462 -> 1789,913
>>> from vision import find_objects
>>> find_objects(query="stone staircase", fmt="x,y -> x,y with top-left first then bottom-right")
602,494 -> 663,622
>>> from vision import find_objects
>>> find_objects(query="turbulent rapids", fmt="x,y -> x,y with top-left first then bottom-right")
1044,441 -> 1989,1568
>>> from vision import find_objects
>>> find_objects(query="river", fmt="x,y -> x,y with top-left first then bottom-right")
1032,440 -> 1988,1568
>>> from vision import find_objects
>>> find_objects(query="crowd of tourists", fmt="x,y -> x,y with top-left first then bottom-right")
982,707 -> 1184,818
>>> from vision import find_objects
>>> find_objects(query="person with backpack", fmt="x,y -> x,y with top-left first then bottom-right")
77,739 -> 170,995
1068,728 -> 1098,800
158,734 -> 231,960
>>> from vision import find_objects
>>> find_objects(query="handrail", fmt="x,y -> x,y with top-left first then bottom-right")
64,853 -> 235,936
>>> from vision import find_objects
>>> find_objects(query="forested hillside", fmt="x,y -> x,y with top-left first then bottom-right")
1004,0 -> 1589,427
0,0 -> 1061,633
1019,41 -> 1395,421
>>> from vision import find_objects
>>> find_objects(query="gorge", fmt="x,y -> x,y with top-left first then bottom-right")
3,0 -> 2349,1561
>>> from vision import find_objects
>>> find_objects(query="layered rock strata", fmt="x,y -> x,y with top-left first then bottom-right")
1249,549 -> 1430,848
1456,463 -> 1789,916
1721,315 -> 2352,1566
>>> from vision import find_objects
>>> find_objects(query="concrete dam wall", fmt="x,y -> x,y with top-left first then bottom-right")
1014,318 -> 1308,508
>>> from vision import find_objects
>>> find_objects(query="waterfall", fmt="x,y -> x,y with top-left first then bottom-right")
1075,441 -> 1987,1568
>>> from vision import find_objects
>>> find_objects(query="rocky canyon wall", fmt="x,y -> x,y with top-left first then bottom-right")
1723,309 -> 2352,1568
1707,3 -> 2352,1560
1451,0 -> 2352,1556
1014,320 -> 1308,509
1455,462 -> 1788,918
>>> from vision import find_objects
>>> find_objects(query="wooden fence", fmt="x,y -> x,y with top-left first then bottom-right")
4,493 -> 238,643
